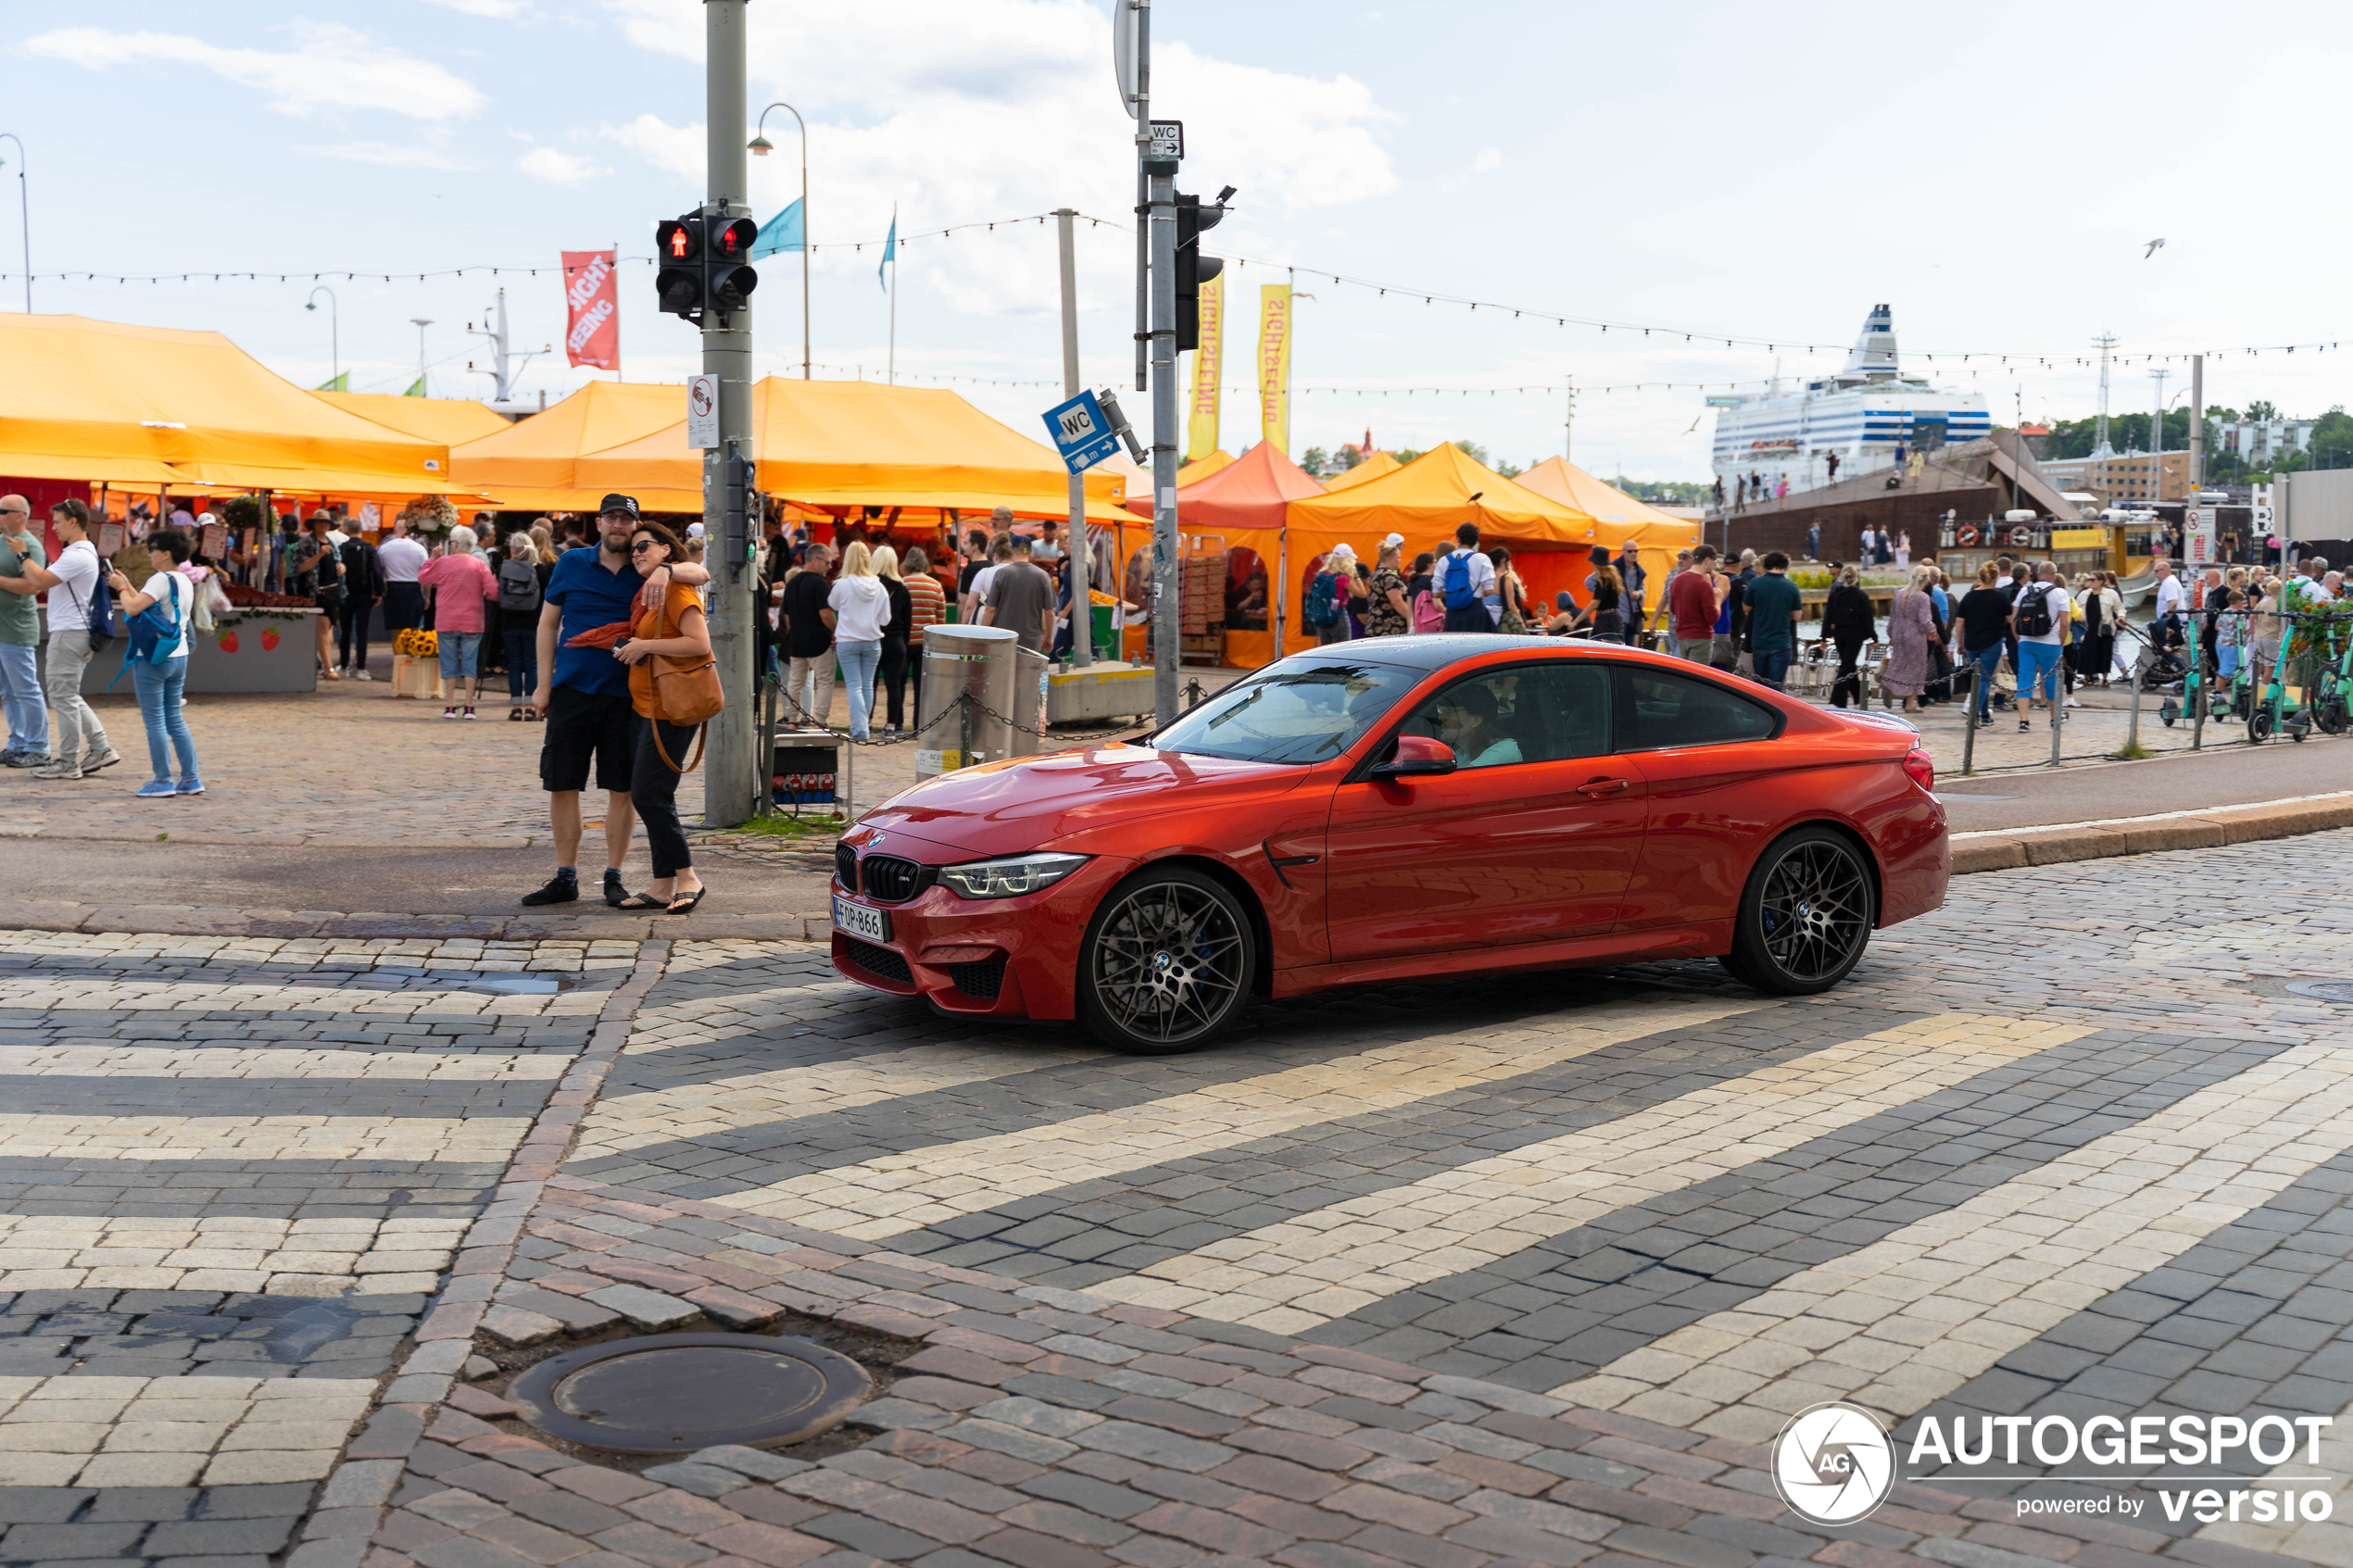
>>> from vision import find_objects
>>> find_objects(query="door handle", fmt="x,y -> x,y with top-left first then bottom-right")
1576,777 -> 1631,797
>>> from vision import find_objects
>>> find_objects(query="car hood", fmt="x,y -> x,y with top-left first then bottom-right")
849,744 -> 1311,861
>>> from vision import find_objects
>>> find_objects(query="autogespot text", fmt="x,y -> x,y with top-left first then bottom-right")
1908,1412 -> 2337,1524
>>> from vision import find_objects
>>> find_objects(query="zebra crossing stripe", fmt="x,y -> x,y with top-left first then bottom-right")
705,996 -> 1768,1236
1545,1039 -> 2353,1443
573,1042 -> 1112,1161
0,1047 -> 567,1079
0,1114 -> 529,1162
0,977 -> 598,1018
1076,1012 -> 2081,1331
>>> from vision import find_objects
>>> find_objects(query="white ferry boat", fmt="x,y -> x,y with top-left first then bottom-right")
1709,305 -> 1992,499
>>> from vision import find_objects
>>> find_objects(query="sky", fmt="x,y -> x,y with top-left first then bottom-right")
11,0 -> 2353,481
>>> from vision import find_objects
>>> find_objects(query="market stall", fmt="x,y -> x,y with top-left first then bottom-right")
1124,442 -> 1327,669
1513,457 -> 1700,618
447,380 -> 701,514
1277,444 -> 1600,655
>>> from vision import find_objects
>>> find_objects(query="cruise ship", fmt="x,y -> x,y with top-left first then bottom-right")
1709,305 -> 1992,498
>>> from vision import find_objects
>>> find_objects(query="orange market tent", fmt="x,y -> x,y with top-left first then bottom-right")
1318,450 -> 1399,492
1145,442 -> 1327,669
1516,457 -> 1701,621
447,381 -> 702,513
1122,447 -> 1238,518
314,390 -> 511,447
0,313 -> 455,495
565,378 -> 1130,524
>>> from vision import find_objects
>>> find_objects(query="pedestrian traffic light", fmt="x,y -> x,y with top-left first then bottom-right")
1175,189 -> 1227,355
725,449 -> 758,567
654,215 -> 707,319
706,215 -> 761,315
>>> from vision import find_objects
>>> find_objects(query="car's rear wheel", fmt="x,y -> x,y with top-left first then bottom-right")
1720,826 -> 1876,995
1077,866 -> 1254,1054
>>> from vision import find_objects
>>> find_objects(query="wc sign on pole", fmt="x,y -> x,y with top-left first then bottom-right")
1044,390 -> 1119,474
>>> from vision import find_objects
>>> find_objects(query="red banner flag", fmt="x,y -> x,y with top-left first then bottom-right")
561,250 -> 619,370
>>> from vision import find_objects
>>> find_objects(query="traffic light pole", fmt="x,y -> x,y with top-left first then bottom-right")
1148,174 -> 1177,720
702,0 -> 758,826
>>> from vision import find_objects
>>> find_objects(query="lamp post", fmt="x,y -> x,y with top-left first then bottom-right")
306,286 -> 338,386
748,102 -> 811,380
0,134 -> 27,312
409,318 -> 433,395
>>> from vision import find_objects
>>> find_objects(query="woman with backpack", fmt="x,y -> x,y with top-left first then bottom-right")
104,526 -> 202,798
1820,565 -> 1878,708
499,533 -> 554,721
1304,544 -> 1360,645
1406,552 -> 1443,634
1491,547 -> 1532,633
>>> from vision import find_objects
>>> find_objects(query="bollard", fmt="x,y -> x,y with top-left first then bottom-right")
2049,673 -> 2064,766
2122,634 -> 2146,757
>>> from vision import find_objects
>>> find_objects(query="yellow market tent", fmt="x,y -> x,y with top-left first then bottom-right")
0,314 -> 456,495
314,391 -> 511,448
1317,450 -> 1399,492
447,381 -> 701,513
566,378 -> 1131,524
1176,449 -> 1234,486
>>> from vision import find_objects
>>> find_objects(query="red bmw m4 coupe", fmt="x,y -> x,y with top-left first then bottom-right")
831,635 -> 1947,1053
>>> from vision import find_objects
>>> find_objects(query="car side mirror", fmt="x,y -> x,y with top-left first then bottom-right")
1371,734 -> 1457,780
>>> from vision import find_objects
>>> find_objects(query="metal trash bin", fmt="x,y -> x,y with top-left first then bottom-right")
915,623 -> 1019,783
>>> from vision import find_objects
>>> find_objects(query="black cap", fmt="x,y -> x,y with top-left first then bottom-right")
598,494 -> 640,521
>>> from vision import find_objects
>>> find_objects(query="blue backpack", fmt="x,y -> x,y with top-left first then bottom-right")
1303,571 -> 1341,627
1441,549 -> 1481,611
109,572 -> 185,688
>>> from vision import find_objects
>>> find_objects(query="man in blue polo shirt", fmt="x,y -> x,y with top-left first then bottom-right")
522,495 -> 709,907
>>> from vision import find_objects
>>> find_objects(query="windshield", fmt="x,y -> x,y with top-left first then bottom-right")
1151,659 -> 1421,765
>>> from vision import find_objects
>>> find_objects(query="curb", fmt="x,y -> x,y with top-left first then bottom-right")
1952,793 -> 2353,873
3,901 -> 835,943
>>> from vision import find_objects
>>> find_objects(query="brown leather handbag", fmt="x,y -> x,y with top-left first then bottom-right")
646,591 -> 723,772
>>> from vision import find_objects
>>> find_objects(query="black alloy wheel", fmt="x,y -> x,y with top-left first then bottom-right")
1076,866 -> 1254,1054
1721,826 -> 1876,996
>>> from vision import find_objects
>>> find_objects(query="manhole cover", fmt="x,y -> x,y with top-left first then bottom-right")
2286,981 -> 2353,1004
508,1333 -> 869,1453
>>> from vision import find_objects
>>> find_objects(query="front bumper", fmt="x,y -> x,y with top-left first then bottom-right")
828,855 -> 1133,1021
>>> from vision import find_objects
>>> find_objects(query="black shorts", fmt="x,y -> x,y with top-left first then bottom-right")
541,686 -> 637,795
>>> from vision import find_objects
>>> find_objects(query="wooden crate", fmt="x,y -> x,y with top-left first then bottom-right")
390,653 -> 443,700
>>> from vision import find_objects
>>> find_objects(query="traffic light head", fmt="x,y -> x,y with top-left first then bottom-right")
707,215 -> 761,313
1174,192 -> 1227,355
654,215 -> 708,319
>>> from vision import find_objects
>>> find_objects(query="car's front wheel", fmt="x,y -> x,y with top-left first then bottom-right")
1076,865 -> 1255,1054
1720,826 -> 1877,995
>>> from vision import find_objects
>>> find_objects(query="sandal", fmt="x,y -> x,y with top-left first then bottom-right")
611,892 -> 667,910
664,887 -> 707,916
508,708 -> 524,722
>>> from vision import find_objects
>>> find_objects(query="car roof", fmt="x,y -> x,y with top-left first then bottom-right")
1264,634 -> 1649,674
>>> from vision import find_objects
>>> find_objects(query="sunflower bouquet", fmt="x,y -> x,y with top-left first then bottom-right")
395,629 -> 438,658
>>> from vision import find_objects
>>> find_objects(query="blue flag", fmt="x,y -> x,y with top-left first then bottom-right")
751,197 -> 803,259
878,213 -> 896,292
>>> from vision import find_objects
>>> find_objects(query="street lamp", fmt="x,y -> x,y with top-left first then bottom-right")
749,102 -> 811,380
0,134 -> 28,313
409,318 -> 434,396
307,286 -> 339,386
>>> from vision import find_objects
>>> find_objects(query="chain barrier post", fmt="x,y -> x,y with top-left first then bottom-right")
2123,627 -> 2146,757
1960,659 -> 1977,776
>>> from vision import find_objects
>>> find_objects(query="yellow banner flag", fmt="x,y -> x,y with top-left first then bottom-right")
1257,283 -> 1291,456
1186,272 -> 1223,464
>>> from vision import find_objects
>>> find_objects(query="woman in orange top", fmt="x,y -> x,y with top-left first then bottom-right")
610,521 -> 712,915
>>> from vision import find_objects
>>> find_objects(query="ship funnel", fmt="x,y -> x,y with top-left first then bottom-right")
1843,304 -> 1899,379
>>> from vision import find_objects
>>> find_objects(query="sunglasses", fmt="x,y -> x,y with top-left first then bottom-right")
629,540 -> 664,556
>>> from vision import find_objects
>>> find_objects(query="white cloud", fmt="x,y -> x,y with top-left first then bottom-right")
309,141 -> 474,169
591,0 -> 1396,316
517,146 -> 607,185
1472,146 -> 1503,173
423,0 -> 533,15
23,21 -> 484,120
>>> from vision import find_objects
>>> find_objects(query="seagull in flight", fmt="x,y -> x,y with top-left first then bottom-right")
1680,415 -> 1702,435
2144,237 -> 2167,258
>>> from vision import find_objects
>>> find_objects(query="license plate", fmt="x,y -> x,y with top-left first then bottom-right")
832,896 -> 890,943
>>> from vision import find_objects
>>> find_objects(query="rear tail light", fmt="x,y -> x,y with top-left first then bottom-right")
1904,747 -> 1934,792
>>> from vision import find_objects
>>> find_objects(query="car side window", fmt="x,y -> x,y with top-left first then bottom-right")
1390,662 -> 1613,770
1616,666 -> 1780,750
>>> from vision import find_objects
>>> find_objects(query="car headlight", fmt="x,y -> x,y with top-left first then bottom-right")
937,852 -> 1090,900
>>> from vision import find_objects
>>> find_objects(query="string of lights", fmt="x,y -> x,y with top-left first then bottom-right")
6,207 -> 2342,368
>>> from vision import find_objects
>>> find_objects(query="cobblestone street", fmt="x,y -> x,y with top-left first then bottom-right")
3,835 -> 2352,1568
